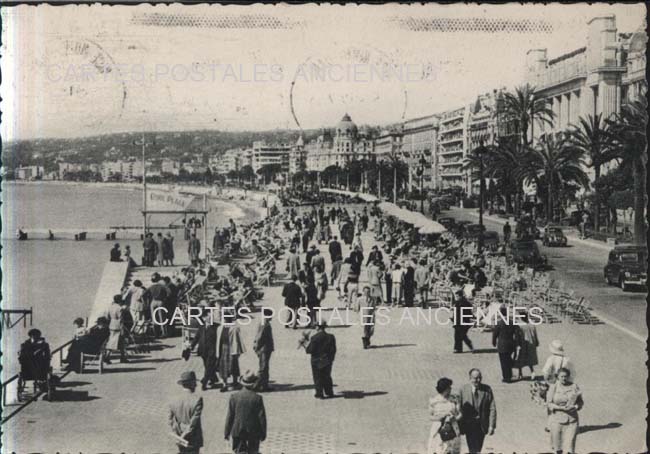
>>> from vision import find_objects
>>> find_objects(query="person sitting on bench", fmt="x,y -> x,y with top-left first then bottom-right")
63,317 -> 110,372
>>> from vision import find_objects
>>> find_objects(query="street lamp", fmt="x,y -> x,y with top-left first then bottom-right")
474,139 -> 488,253
416,156 -> 427,214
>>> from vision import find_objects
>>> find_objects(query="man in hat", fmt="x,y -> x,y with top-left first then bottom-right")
542,340 -> 576,384
224,370 -> 267,454
306,244 -> 319,270
305,321 -> 337,399
169,371 -> 204,454
282,275 -> 303,329
492,306 -> 518,383
452,289 -> 474,353
328,235 -> 343,283
19,328 -> 51,384
253,308 -> 274,392
365,245 -> 383,267
190,307 -> 220,391
143,233 -> 157,267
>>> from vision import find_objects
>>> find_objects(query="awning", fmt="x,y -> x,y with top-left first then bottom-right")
378,202 -> 446,233
320,188 -> 379,202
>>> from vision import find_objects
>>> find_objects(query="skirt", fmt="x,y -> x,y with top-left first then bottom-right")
106,329 -> 122,351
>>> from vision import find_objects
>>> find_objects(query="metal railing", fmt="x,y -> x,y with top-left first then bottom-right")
1,308 -> 33,329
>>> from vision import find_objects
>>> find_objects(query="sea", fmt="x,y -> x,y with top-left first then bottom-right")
1,182 -> 259,376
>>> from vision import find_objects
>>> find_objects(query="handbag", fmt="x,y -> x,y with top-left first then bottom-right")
438,419 -> 457,442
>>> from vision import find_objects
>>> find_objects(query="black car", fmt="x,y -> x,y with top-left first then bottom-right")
542,226 -> 568,247
437,217 -> 456,231
463,223 -> 486,241
604,245 -> 648,291
507,239 -> 548,270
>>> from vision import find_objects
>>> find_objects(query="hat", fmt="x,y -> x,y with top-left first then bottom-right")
177,371 -> 197,386
28,328 -> 42,338
240,370 -> 258,389
113,294 -> 123,305
549,340 -> 565,355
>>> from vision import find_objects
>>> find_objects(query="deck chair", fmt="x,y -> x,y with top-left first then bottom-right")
80,339 -> 108,374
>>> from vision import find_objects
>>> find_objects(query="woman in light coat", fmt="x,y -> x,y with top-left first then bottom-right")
427,377 -> 461,454
546,367 -> 583,454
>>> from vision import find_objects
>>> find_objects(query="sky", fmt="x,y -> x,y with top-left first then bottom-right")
1,3 -> 646,140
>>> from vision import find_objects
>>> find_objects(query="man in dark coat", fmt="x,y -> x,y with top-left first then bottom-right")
282,276 -> 303,329
492,306 -> 518,382
328,236 -> 343,283
365,245 -> 383,267
169,371 -> 203,454
301,229 -> 311,253
453,290 -> 474,353
190,309 -> 219,390
305,322 -> 337,399
253,309 -> 274,392
224,370 -> 267,454
458,368 -> 496,454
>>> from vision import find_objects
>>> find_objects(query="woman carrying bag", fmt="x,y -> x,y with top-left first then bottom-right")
427,377 -> 461,454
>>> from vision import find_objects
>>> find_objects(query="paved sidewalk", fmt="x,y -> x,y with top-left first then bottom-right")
3,225 -> 646,453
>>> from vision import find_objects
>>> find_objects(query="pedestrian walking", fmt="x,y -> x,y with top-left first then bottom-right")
366,260 -> 383,306
106,294 -> 128,363
282,276 -> 303,329
391,263 -> 404,306
189,308 -> 219,391
218,314 -> 246,392
415,259 -> 431,308
156,233 -> 165,266
305,321 -> 336,399
253,309 -> 274,392
163,233 -> 175,266
358,286 -> 376,349
168,371 -> 203,454
329,236 -> 343,283
452,290 -> 473,353
457,368 -> 496,454
492,306 -> 518,382
542,340 -> 576,384
188,233 -> 201,266
147,272 -> 170,338
224,370 -> 267,454
514,312 -> 539,380
285,246 -> 301,281
427,377 -> 461,454
546,368 -> 583,454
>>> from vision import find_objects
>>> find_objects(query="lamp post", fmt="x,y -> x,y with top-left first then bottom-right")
475,139 -> 487,253
417,156 -> 427,214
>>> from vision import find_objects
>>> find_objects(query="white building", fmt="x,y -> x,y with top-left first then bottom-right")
16,165 -> 44,180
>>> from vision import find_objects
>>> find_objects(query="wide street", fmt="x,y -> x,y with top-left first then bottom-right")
448,207 -> 648,339
3,213 -> 646,453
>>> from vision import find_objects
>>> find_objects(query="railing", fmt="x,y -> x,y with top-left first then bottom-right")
1,309 -> 33,329
1,338 -> 75,420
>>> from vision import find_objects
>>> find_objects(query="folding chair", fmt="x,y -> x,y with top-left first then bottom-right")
80,340 -> 108,374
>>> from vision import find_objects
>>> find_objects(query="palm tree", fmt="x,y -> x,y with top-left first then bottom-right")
607,96 -> 648,245
566,114 -> 616,232
502,84 -> 555,146
520,135 -> 590,222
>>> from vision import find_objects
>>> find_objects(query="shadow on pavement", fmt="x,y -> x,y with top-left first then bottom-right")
53,390 -> 101,402
82,367 -> 156,374
54,381 -> 92,388
339,390 -> 388,399
370,343 -> 417,349
267,383 -> 319,392
578,422 -> 622,434
470,348 -> 498,354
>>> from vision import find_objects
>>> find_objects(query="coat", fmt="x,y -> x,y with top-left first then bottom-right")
515,324 -> 539,367
169,392 -> 203,449
457,383 -> 497,436
191,323 -> 218,360
492,320 -> 518,354
253,322 -> 274,355
224,388 -> 267,441
286,253 -> 301,279
329,241 -> 343,262
306,330 -> 336,369
188,238 -> 201,259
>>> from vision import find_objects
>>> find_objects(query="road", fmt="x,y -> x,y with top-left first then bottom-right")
447,208 -> 647,339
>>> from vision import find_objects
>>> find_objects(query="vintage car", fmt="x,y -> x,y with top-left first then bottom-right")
483,230 -> 500,251
542,226 -> 568,247
604,245 -> 648,291
507,239 -> 548,270
462,223 -> 486,241
437,217 -> 456,231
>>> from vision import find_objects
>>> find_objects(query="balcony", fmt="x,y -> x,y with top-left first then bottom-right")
439,170 -> 465,177
439,122 -> 464,133
440,108 -> 465,123
439,135 -> 463,145
439,159 -> 462,166
438,147 -> 464,156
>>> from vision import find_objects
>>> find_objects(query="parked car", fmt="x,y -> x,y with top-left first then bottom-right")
542,226 -> 568,247
455,220 -> 472,237
463,223 -> 486,241
437,217 -> 456,231
604,245 -> 648,291
507,239 -> 548,270
483,230 -> 500,251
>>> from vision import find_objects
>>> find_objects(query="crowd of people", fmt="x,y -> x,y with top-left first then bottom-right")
19,196 -> 587,454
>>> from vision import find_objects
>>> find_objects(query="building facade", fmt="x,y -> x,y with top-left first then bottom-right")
401,114 -> 438,190
436,106 -> 469,191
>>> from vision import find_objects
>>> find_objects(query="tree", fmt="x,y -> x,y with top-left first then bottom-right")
227,169 -> 239,185
520,134 -> 590,222
502,83 -> 555,146
239,165 -> 255,187
566,114 -> 616,232
257,163 -> 282,185
607,96 -> 648,245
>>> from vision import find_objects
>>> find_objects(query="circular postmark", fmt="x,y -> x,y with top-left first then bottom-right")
289,45 -> 410,131
39,38 -> 127,132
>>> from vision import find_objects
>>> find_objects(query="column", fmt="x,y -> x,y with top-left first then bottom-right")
599,78 -> 617,120
564,93 -> 571,128
571,90 -> 581,124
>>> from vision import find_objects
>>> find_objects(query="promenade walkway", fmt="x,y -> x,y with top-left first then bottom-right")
3,220 -> 646,453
